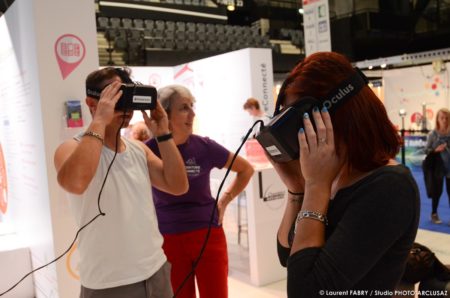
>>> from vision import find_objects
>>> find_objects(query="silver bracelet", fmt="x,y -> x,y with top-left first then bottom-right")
82,131 -> 104,144
297,210 -> 328,226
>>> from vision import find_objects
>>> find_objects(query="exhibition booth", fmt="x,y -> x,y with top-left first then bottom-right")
1,0 -> 450,297
0,0 -> 284,296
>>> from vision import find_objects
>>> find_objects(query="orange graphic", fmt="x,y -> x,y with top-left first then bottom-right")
66,243 -> 80,280
0,144 -> 8,214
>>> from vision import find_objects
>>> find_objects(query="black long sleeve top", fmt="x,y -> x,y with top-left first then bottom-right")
278,165 -> 420,298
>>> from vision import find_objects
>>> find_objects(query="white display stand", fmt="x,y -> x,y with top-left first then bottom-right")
243,163 -> 287,286
0,235 -> 34,298
215,159 -> 287,287
0,0 -> 98,297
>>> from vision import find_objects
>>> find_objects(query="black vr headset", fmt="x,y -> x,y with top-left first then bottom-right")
256,68 -> 368,163
85,68 -> 157,111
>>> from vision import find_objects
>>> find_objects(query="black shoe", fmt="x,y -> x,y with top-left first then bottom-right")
431,213 -> 442,224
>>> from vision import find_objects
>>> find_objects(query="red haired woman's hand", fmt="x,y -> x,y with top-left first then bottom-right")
298,107 -> 342,191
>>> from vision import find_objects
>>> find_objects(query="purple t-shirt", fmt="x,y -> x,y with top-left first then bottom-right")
146,134 -> 229,234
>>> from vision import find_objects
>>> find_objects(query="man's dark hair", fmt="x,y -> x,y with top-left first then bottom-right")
85,67 -> 133,91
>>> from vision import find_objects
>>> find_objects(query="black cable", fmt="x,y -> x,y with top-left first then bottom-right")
2,117 -> 264,296
0,114 -> 125,297
173,120 -> 264,298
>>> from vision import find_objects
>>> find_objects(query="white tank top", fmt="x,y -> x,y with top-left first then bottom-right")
67,135 -> 165,289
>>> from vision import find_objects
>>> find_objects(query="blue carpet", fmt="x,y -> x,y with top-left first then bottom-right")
409,166 -> 450,234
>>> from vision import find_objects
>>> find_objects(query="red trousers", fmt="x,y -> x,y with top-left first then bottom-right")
162,227 -> 228,298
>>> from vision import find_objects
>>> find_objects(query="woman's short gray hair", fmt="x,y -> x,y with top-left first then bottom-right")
157,85 -> 195,113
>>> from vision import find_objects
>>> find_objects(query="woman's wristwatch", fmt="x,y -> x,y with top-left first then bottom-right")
156,132 -> 173,143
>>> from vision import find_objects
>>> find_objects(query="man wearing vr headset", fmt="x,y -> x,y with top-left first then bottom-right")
270,52 -> 420,297
54,67 -> 188,298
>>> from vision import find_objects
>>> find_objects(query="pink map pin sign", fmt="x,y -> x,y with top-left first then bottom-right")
54,34 -> 86,79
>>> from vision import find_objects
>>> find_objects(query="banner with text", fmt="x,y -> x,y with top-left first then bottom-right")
303,0 -> 332,56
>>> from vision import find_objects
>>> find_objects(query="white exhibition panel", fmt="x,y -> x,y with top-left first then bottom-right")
128,49 -> 275,144
303,0 -> 332,56
0,0 -> 99,297
129,66 -> 174,89
244,165 -> 287,286
0,1 -> 58,296
0,236 -> 34,298
173,48 -> 274,152
383,63 -> 450,129
34,0 -> 99,295
128,66 -> 173,124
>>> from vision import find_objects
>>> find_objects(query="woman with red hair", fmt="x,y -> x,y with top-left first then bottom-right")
273,52 -> 420,297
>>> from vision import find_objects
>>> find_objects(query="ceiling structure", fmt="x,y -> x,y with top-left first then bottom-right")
329,0 -> 450,64
2,0 -> 450,72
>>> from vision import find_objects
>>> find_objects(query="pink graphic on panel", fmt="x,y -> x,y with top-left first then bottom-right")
174,64 -> 193,79
396,72 -> 448,127
174,64 -> 195,89
54,34 -> 86,79
148,74 -> 162,88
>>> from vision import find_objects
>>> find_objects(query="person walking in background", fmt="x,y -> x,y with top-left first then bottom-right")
271,52 -> 420,297
54,67 -> 188,298
243,97 -> 271,139
146,84 -> 254,298
243,97 -> 271,125
424,108 -> 450,224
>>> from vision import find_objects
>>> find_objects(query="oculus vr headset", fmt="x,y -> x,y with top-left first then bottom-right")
85,68 -> 157,111
256,68 -> 368,163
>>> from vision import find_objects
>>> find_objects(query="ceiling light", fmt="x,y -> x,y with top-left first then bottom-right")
380,63 -> 387,68
227,4 -> 235,11
368,65 -> 373,70
298,8 -> 304,14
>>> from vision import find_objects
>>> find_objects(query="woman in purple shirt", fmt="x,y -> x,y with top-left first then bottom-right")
146,84 -> 254,298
